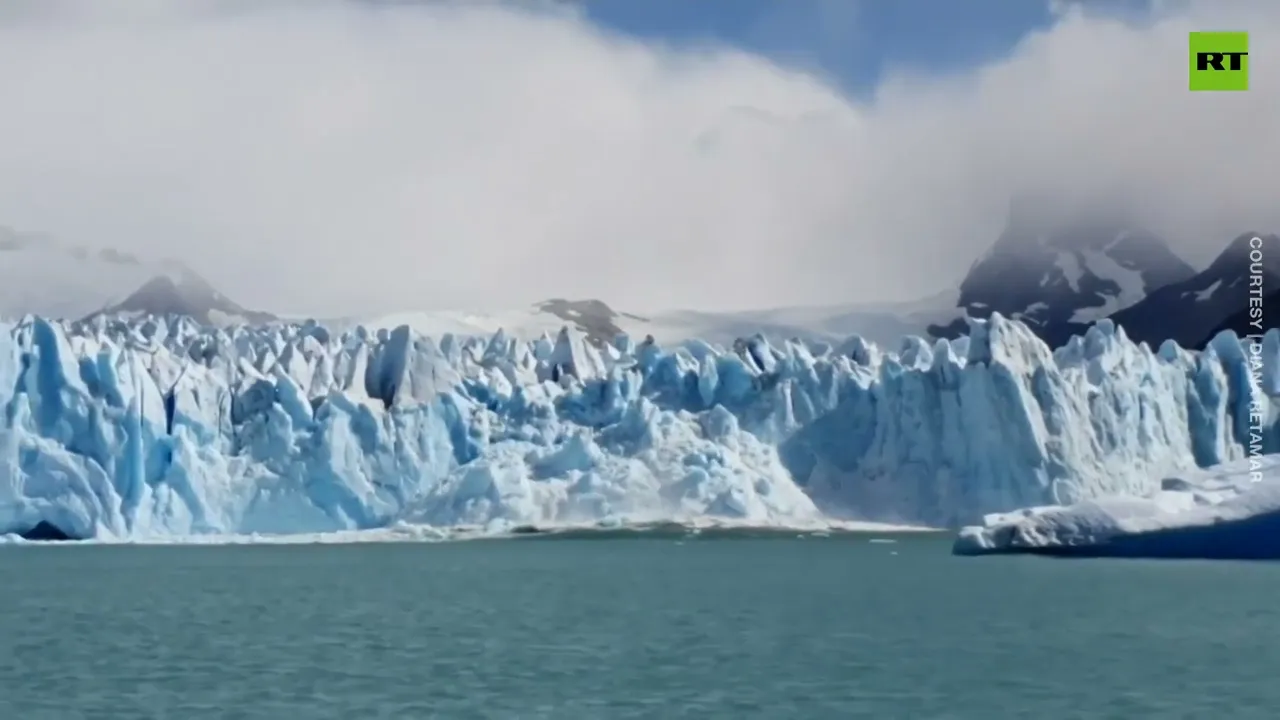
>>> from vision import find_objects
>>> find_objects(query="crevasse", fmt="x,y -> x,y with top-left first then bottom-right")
0,312 -> 1276,539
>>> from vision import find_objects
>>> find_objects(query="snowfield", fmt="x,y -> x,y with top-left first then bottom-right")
346,290 -> 957,351
0,312 -> 1275,541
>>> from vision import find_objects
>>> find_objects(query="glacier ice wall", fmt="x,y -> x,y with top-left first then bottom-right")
0,312 -> 1277,539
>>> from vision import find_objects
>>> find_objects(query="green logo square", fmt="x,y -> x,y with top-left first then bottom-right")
1190,31 -> 1249,91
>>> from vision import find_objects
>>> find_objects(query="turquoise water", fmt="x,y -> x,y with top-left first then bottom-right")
3,532 -> 1280,719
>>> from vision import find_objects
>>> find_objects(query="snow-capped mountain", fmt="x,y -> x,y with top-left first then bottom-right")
0,225 -> 274,327
1109,234 -> 1280,348
928,204 -> 1196,348
82,268 -> 277,327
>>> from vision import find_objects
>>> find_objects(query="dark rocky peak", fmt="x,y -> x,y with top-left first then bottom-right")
1205,233 -> 1280,277
535,298 -> 648,346
86,266 -> 277,327
1107,232 -> 1280,349
928,199 -> 1194,348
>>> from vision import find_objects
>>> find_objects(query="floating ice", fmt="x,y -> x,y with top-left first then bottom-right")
953,454 -> 1280,559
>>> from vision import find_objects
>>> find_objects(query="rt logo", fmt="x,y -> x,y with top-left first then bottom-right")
1189,31 -> 1249,91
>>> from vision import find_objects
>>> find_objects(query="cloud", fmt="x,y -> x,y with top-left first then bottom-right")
0,0 -> 1276,315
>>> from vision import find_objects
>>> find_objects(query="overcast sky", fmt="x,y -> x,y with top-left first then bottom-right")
0,0 -> 1276,315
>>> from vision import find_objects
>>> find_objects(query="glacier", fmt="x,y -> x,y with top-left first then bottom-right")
0,311 -> 1276,541
952,455 -> 1280,559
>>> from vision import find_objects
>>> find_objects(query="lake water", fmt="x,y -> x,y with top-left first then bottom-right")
3,531 -> 1279,719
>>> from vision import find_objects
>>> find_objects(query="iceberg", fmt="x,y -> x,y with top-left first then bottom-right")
953,454 -> 1280,559
0,311 -> 1275,541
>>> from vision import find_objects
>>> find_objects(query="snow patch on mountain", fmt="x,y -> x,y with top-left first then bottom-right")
1189,280 -> 1223,302
1054,251 -> 1085,293
1069,246 -> 1149,322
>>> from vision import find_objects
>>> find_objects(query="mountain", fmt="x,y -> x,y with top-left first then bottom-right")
81,268 -> 277,327
0,313 -> 1272,539
1108,233 -> 1280,348
2,221 -> 949,347
0,226 -> 171,320
1203,288 -> 1280,344
928,205 -> 1196,349
0,225 -> 275,327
